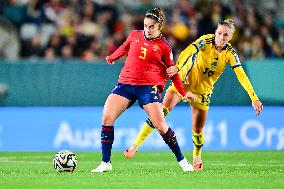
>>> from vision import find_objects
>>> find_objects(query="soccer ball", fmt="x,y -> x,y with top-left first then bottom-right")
53,150 -> 77,172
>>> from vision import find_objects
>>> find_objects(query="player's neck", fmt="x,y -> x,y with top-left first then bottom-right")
215,46 -> 223,52
215,44 -> 227,52
144,32 -> 162,40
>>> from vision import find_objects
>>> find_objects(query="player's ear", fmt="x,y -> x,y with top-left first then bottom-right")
158,23 -> 162,30
228,32 -> 233,41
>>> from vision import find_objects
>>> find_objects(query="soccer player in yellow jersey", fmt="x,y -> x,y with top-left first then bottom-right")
124,19 -> 264,170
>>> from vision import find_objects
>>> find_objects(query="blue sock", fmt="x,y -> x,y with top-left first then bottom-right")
101,125 -> 114,162
161,127 -> 184,162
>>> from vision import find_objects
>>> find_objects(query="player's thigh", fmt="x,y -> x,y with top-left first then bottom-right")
102,94 -> 131,125
163,88 -> 182,111
136,85 -> 162,108
143,102 -> 168,134
191,106 -> 208,133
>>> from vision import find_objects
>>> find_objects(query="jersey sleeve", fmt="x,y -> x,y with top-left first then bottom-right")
162,43 -> 187,97
228,49 -> 259,102
176,35 -> 207,70
233,66 -> 259,102
161,42 -> 174,67
227,47 -> 242,68
107,31 -> 133,61
175,45 -> 198,70
170,74 -> 187,97
192,35 -> 207,51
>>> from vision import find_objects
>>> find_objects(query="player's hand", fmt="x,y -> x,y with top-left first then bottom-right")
166,65 -> 179,77
106,56 -> 115,64
252,100 -> 263,116
183,92 -> 197,103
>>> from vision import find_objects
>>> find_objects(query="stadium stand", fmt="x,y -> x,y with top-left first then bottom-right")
0,0 -> 283,61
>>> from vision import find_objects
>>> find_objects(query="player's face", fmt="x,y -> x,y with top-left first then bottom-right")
144,17 -> 161,39
215,25 -> 233,48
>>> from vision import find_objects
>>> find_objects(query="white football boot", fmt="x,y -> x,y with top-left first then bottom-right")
91,161 -> 112,173
178,157 -> 194,172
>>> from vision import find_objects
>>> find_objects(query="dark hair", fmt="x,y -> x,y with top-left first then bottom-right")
145,7 -> 165,28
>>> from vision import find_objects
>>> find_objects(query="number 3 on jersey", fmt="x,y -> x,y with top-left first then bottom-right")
139,47 -> 147,59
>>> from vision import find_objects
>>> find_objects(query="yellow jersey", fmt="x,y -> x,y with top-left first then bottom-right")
171,34 -> 259,109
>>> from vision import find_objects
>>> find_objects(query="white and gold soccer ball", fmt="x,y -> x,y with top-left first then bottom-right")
53,150 -> 77,172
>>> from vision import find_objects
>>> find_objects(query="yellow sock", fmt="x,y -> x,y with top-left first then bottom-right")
192,131 -> 204,157
132,106 -> 170,148
133,122 -> 154,148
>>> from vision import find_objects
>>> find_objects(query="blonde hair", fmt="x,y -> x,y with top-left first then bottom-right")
218,19 -> 235,34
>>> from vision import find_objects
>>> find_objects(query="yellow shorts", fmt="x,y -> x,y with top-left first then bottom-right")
167,84 -> 210,111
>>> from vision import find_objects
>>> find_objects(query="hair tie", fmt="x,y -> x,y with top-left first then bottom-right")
146,13 -> 161,22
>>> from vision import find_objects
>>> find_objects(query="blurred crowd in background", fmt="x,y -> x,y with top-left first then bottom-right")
0,0 -> 284,62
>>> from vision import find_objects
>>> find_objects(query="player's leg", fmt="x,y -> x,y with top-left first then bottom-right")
143,102 -> 193,172
191,106 -> 208,170
124,89 -> 181,158
91,93 -> 132,173
134,89 -> 181,146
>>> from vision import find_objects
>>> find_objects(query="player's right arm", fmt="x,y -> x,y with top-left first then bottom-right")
162,42 -> 197,103
167,35 -> 207,77
175,35 -> 207,70
106,31 -> 133,64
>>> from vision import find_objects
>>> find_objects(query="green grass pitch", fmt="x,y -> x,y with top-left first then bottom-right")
0,151 -> 283,189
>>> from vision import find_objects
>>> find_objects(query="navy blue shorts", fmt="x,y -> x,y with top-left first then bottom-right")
111,83 -> 162,108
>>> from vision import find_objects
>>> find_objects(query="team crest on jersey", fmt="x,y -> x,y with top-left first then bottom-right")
198,40 -> 205,49
152,44 -> 159,51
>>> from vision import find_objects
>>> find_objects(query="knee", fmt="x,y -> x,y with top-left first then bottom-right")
102,113 -> 115,126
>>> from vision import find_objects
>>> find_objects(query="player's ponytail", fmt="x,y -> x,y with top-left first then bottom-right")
218,19 -> 235,33
145,7 -> 165,29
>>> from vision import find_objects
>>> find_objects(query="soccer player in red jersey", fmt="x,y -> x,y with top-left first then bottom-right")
91,7 -> 196,173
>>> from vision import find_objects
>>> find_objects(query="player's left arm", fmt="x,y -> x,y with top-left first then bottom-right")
166,36 -> 206,77
229,52 -> 263,115
162,44 -> 196,102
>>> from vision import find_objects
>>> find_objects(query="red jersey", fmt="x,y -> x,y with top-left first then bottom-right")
108,30 -> 186,96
